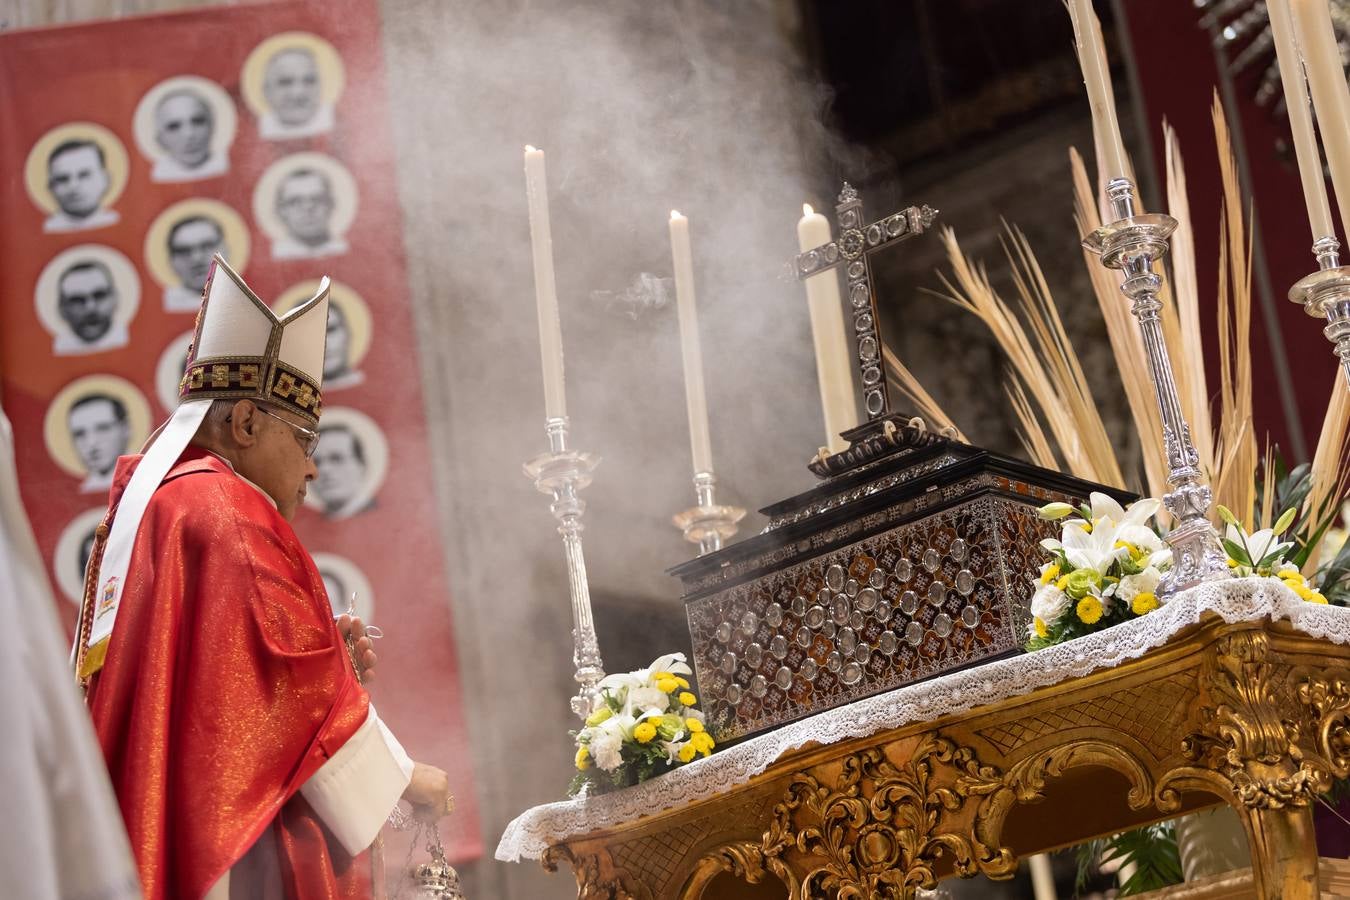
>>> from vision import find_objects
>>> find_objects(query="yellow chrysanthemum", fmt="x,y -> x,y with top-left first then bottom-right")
678,743 -> 697,763
1131,592 -> 1159,615
685,718 -> 705,733
1056,574 -> 1071,591
1293,584 -> 1315,601
1040,564 -> 1060,586
678,691 -> 697,707
674,676 -> 690,689
656,677 -> 679,694
1226,558 -> 1240,569
652,671 -> 672,680
633,722 -> 657,744
575,746 -> 591,770
1033,617 -> 1048,638
1308,592 -> 1330,605
691,732 -> 715,755
1076,596 -> 1103,625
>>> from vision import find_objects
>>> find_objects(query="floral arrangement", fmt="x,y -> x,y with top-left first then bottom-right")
569,653 -> 715,796
1216,504 -> 1329,603
1026,492 -> 1173,648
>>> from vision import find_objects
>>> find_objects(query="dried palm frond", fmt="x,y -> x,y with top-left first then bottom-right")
931,225 -> 1125,487
1210,95 -> 1259,527
1006,376 -> 1058,470
881,344 -> 968,442
1302,370 -> 1350,564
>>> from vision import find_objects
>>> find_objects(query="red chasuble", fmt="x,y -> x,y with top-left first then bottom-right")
85,447 -> 374,900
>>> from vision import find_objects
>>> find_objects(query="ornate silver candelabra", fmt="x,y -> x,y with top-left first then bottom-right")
672,471 -> 745,556
1289,236 -> 1350,388
524,417 -> 605,719
1083,177 -> 1232,596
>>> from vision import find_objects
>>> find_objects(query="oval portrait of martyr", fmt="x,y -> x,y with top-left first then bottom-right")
273,279 -> 372,392
44,374 -> 152,495
154,330 -> 196,415
24,122 -> 129,233
144,199 -> 251,313
132,75 -> 237,183
35,244 -> 141,357
310,551 -> 375,622
304,406 -> 388,521
253,152 -> 358,261
241,31 -> 345,141
54,507 -> 108,606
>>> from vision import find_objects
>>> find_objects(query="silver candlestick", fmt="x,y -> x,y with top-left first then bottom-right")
524,416 -> 605,719
1083,177 -> 1232,596
1289,236 -> 1350,388
672,471 -> 745,556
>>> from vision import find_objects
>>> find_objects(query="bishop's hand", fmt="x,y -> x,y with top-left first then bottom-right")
337,614 -> 379,684
404,762 -> 453,821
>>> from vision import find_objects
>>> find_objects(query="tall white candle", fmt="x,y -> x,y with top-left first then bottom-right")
1269,0 -> 1336,241
797,204 -> 855,455
668,211 -> 714,476
1067,0 -> 1130,182
524,146 -> 566,420
1291,0 -> 1350,240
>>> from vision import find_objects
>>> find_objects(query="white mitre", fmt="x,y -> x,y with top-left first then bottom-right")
76,255 -> 329,678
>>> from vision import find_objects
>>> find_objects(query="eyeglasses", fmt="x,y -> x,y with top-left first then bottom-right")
254,406 -> 320,458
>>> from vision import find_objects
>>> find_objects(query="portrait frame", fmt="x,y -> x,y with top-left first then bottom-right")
144,199 -> 251,313
54,507 -> 108,607
43,374 -> 152,482
252,151 -> 358,260
305,405 -> 388,520
241,31 -> 345,140
24,121 -> 129,231
273,278 -> 372,391
35,244 -> 141,356
132,75 -> 238,183
311,551 -> 376,622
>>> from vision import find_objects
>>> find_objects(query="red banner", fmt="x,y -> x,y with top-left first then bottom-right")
0,0 -> 481,863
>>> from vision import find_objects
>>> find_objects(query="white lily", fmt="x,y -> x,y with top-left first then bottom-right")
1060,520 -> 1129,575
1224,523 -> 1289,568
623,686 -> 671,718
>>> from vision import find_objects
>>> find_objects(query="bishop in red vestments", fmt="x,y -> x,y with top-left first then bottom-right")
75,258 -> 451,899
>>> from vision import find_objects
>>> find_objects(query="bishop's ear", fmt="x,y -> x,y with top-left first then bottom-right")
228,399 -> 261,448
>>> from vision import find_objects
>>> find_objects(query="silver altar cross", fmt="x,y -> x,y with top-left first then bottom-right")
794,182 -> 938,422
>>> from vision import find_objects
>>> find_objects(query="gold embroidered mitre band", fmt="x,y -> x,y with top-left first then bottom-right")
178,255 -> 329,425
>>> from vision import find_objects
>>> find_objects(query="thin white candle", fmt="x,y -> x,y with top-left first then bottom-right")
668,211 -> 714,476
1269,0 -> 1335,241
1067,0 -> 1130,182
524,145 -> 566,419
797,203 -> 855,455
1291,0 -> 1350,240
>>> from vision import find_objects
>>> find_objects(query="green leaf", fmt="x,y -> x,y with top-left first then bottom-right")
1221,539 -> 1251,566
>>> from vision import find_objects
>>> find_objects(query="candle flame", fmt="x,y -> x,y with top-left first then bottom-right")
525,144 -> 537,153
803,203 -> 814,216
670,209 -> 683,220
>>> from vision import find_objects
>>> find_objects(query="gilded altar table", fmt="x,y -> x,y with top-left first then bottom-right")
497,579 -> 1350,899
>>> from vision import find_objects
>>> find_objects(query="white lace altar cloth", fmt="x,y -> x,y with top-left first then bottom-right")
496,577 -> 1350,862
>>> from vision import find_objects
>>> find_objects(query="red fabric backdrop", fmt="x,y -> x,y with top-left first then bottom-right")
0,0 -> 481,864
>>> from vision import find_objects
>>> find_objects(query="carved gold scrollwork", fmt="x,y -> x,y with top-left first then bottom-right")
1299,672 -> 1350,781
1178,631 -> 1329,809
754,735 -> 1014,897
543,844 -> 652,900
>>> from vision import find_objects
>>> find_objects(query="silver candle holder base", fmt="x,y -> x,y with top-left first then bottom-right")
1083,177 -> 1232,597
524,416 -> 606,719
1290,237 -> 1350,388
673,471 -> 745,556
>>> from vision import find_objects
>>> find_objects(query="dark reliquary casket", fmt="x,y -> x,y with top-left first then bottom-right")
671,420 -> 1130,742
